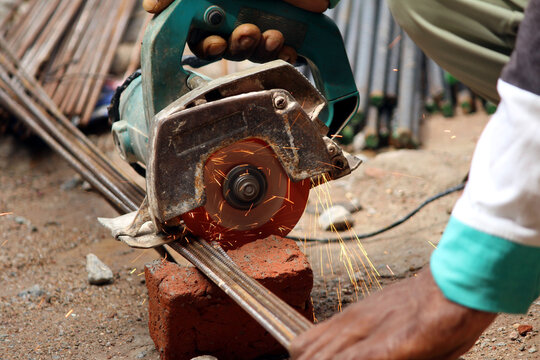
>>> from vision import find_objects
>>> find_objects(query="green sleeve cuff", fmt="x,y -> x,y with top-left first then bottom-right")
329,0 -> 340,9
431,217 -> 540,314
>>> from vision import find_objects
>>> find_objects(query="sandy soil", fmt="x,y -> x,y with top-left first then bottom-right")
0,112 -> 538,359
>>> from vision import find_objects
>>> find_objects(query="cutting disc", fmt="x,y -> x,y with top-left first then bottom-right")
182,138 -> 310,245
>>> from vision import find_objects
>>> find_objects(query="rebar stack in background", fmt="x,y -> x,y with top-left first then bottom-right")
0,0 -> 136,131
327,0 -> 497,149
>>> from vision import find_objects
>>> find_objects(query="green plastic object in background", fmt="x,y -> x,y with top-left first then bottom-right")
141,0 -> 359,136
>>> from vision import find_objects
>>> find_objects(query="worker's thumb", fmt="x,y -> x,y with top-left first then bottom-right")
142,0 -> 175,14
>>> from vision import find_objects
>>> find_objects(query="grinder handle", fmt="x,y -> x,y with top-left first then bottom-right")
142,0 -> 359,135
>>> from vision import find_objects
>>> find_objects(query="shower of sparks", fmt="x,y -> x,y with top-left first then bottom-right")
305,174 -> 382,312
64,309 -> 74,318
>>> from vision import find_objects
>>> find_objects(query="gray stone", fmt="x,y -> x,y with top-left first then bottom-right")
17,285 -> 44,299
136,349 -> 149,359
529,346 -> 538,354
14,216 -> 28,225
86,254 -> 113,285
318,205 -> 354,231
81,181 -> 92,191
342,197 -> 363,214
13,216 -> 37,232
509,330 -> 519,340
60,176 -> 83,191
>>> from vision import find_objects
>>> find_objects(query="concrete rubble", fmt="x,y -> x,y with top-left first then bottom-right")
318,205 -> 355,231
86,253 -> 114,285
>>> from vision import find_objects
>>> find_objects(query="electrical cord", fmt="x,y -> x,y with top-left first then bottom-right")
287,181 -> 466,243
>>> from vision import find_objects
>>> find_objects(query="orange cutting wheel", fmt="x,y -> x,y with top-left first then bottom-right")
182,138 -> 310,246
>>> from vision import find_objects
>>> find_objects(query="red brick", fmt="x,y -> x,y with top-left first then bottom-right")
145,236 -> 313,360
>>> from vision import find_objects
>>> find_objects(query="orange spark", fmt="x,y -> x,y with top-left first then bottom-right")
245,203 -> 254,217
291,111 -> 302,128
130,249 -> 149,264
65,309 -> 74,318
388,34 -> 402,49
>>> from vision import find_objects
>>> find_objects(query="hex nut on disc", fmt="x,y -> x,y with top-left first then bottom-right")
182,139 -> 310,245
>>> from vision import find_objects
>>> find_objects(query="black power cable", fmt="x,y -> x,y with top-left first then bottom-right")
287,181 -> 466,243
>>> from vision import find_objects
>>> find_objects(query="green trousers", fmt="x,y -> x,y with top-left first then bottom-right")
386,0 -> 529,103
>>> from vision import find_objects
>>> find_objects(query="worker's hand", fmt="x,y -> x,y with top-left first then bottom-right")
290,268 -> 497,360
142,0 -> 330,64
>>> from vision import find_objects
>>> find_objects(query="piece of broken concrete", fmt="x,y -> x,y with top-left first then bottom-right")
86,253 -> 113,285
18,284 -> 45,299
318,205 -> 355,231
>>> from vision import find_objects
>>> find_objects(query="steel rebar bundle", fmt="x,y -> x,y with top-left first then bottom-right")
327,0 -> 494,148
1,0 -> 134,128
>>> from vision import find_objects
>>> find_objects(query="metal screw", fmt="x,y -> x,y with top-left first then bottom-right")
274,95 -> 287,109
205,6 -> 225,26
236,180 -> 258,201
223,165 -> 267,210
327,143 -> 338,156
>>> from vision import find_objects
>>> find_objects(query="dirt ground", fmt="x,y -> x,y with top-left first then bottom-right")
1,112 -> 538,359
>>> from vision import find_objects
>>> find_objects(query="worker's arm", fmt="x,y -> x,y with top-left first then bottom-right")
290,268 -> 497,359
292,1 -> 540,359
142,0 -> 338,63
431,0 -> 540,315
291,79 -> 540,356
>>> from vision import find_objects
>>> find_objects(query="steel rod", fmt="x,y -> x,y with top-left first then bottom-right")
0,86 -> 130,214
0,37 -> 145,201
